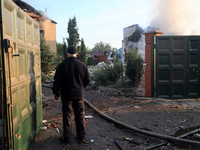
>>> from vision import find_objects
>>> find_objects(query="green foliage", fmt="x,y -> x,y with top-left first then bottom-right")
77,38 -> 87,65
40,37 -> 57,81
94,64 -> 119,87
63,39 -> 68,60
92,41 -> 112,52
112,48 -> 118,51
67,16 -> 80,46
85,46 -> 92,52
113,57 -> 122,79
56,39 -> 68,60
87,57 -> 95,66
94,69 -> 107,86
125,45 -> 143,84
106,66 -> 118,86
56,42 -> 64,57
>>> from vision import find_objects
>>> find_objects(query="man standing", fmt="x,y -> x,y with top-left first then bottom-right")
52,46 -> 91,144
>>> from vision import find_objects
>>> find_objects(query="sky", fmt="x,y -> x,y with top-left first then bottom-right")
22,0 -> 153,49
21,0 -> 200,50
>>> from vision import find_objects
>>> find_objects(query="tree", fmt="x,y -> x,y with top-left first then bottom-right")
87,57 -> 95,66
63,38 -> 68,60
77,38 -> 87,65
112,48 -> 118,52
113,57 -> 122,79
56,42 -> 63,57
85,46 -> 92,52
40,37 -> 56,81
125,45 -> 143,84
67,16 -> 79,47
93,58 -> 121,87
92,41 -> 112,52
94,65 -> 118,87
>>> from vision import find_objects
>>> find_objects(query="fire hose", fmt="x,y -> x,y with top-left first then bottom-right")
84,98 -> 200,147
42,85 -> 200,147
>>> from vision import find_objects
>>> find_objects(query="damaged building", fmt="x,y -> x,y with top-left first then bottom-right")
13,0 -> 57,53
122,24 -> 144,61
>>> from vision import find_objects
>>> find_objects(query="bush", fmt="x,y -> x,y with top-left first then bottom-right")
125,45 -> 143,85
94,68 -> 108,86
106,66 -> 118,86
94,64 -> 119,87
87,57 -> 95,66
113,57 -> 122,79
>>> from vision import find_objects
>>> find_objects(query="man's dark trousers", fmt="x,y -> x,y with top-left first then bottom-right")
62,99 -> 86,142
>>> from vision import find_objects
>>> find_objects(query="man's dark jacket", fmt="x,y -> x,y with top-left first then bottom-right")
52,57 -> 91,100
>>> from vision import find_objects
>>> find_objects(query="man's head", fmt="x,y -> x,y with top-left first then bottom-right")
67,46 -> 78,57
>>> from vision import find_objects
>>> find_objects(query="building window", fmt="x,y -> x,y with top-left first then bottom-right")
40,30 -> 44,39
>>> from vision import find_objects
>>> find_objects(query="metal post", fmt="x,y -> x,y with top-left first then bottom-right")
121,63 -> 123,88
137,62 -> 139,87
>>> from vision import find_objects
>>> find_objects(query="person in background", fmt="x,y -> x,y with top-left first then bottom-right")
52,46 -> 91,144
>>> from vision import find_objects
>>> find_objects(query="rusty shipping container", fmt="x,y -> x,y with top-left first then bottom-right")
0,0 -> 42,149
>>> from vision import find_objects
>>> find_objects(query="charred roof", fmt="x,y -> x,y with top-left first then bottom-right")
13,0 -> 57,24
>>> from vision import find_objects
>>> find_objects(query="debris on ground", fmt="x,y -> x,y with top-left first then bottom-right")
40,127 -> 47,131
56,128 -> 60,133
31,76 -> 200,150
114,139 -> 126,150
42,101 -> 48,107
84,115 -> 94,119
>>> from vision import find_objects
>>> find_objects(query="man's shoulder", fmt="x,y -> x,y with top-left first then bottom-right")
62,58 -> 87,68
58,61 -> 66,66
73,58 -> 87,66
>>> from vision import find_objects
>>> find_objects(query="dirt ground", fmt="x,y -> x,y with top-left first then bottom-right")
30,77 -> 200,150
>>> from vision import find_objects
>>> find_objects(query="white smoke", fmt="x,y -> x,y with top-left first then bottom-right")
150,0 -> 200,35
134,35 -> 145,60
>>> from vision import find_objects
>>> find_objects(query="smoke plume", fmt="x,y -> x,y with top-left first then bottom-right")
150,0 -> 200,35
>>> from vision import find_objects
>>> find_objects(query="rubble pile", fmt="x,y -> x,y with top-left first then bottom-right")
41,118 -> 63,132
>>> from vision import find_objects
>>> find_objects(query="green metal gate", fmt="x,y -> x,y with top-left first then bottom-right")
0,0 -> 42,149
152,36 -> 200,99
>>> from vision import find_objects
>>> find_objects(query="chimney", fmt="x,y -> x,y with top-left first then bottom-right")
143,30 -> 163,97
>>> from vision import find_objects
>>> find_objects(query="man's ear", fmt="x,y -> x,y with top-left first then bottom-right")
75,53 -> 78,57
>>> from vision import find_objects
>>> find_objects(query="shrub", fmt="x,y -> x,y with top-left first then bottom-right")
94,64 -> 119,87
87,57 -> 95,66
113,57 -> 122,79
125,45 -> 143,85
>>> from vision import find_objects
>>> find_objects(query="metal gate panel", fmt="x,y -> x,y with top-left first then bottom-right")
187,37 -> 200,97
171,37 -> 187,99
156,37 -> 171,98
153,36 -> 200,99
0,0 -> 42,149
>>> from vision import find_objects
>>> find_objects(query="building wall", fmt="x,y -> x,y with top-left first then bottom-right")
94,55 -> 108,64
39,20 -> 57,53
12,0 -> 57,54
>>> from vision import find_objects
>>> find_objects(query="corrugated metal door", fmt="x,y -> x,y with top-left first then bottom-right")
152,36 -> 200,99
0,0 -> 42,149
